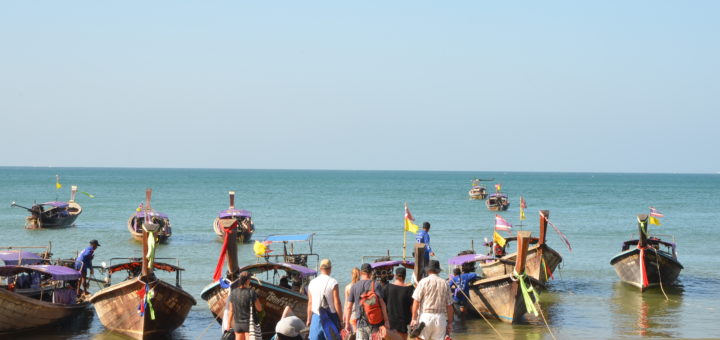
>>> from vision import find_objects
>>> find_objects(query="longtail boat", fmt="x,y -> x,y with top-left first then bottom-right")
213,191 -> 255,243
127,188 -> 171,243
468,178 -> 492,200
0,264 -> 88,333
610,214 -> 683,291
11,186 -> 83,229
90,202 -> 195,339
201,233 -> 318,340
480,210 -> 563,286
485,193 -> 509,211
467,231 -> 543,323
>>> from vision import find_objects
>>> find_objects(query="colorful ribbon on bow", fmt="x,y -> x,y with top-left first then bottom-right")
213,220 -> 238,282
146,231 -> 156,269
514,269 -> 539,317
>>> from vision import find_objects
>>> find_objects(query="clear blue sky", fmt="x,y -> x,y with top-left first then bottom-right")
1,2 -> 718,173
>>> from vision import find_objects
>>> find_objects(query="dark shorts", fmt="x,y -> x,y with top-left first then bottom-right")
74,262 -> 87,276
233,321 -> 250,333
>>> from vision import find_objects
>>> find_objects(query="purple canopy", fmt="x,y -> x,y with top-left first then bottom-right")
218,209 -> 252,218
279,263 -> 317,277
0,251 -> 44,265
244,262 -> 317,278
488,193 -> 507,198
42,201 -> 69,208
0,265 -> 81,281
370,260 -> 415,269
448,254 -> 493,266
133,210 -> 168,219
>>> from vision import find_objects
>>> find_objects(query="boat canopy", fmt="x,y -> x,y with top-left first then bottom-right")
218,209 -> 252,218
487,193 -> 507,198
0,250 -> 44,265
448,254 -> 493,266
0,265 -> 81,281
133,210 -> 169,219
105,261 -> 184,274
42,201 -> 69,208
370,260 -> 415,269
264,234 -> 314,243
242,262 -> 317,277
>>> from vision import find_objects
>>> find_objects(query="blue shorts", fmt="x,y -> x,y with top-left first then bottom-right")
74,262 -> 88,276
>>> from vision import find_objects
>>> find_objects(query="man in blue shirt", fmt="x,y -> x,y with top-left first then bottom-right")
415,222 -> 435,261
74,239 -> 100,296
447,268 -> 479,319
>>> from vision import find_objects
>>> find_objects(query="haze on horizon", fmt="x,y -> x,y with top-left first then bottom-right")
1,2 -> 718,173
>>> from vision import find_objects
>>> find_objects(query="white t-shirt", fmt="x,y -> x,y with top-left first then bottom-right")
308,273 -> 338,314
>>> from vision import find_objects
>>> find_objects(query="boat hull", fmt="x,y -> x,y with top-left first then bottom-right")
610,247 -> 683,291
89,277 -> 196,339
213,217 -> 254,243
201,278 -> 308,340
127,216 -> 171,243
25,202 -> 82,229
467,274 -> 541,324
0,288 -> 88,333
481,244 -> 562,286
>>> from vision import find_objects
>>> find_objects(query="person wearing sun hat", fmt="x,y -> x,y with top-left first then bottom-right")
410,260 -> 454,340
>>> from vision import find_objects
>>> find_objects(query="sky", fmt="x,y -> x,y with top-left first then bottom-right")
1,1 -> 718,173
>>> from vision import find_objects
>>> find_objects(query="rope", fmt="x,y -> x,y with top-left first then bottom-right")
512,270 -> 557,340
455,287 -> 506,340
536,303 -> 557,340
650,248 -> 669,301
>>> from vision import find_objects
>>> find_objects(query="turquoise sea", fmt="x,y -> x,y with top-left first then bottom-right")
1,167 -> 719,339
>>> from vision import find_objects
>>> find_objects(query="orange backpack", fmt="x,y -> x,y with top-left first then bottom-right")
359,281 -> 384,325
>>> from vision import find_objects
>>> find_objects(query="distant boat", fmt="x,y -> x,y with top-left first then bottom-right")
468,178 -> 492,200
127,188 -> 171,243
213,191 -> 255,243
485,193 -> 510,211
610,214 -> 683,291
480,210 -> 563,286
11,186 -> 83,229
0,264 -> 89,333
91,203 -> 195,339
201,233 -> 319,340
466,231 -> 545,323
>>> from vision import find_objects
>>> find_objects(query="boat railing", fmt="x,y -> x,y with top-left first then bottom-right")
101,257 -> 184,288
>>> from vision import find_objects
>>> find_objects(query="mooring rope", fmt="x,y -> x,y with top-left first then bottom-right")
455,286 -> 507,340
650,248 -> 669,301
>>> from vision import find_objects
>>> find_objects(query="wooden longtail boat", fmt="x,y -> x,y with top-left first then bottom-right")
11,186 -> 83,229
467,231 -> 543,323
127,188 -> 171,243
610,214 -> 683,291
201,233 -> 318,340
0,264 -> 89,333
468,178 -> 491,200
480,210 -> 562,286
485,193 -> 509,211
213,191 -> 255,243
91,205 -> 195,339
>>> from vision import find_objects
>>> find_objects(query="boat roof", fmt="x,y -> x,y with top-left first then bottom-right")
105,261 -> 184,274
448,253 -> 493,265
370,260 -> 415,269
487,193 -> 507,198
133,210 -> 168,219
264,234 -> 314,243
0,265 -> 81,281
42,201 -> 69,208
242,262 -> 317,277
218,209 -> 252,218
0,250 -> 44,265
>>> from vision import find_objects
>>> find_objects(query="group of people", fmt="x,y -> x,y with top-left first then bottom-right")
222,220 -> 456,340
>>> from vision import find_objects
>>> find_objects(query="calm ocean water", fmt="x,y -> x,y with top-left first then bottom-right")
1,167 -> 719,339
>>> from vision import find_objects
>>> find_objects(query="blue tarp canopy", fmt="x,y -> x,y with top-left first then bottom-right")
264,234 -> 314,243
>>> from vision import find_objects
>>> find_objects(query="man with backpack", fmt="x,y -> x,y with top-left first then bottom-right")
410,260 -> 454,340
344,263 -> 390,340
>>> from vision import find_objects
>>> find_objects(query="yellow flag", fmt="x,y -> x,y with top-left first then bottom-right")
493,231 -> 507,247
404,218 -> 419,234
520,209 -> 525,221
55,175 -> 62,189
649,216 -> 661,226
253,241 -> 268,257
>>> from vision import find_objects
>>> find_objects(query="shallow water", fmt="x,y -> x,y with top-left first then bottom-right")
1,168 -> 718,339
